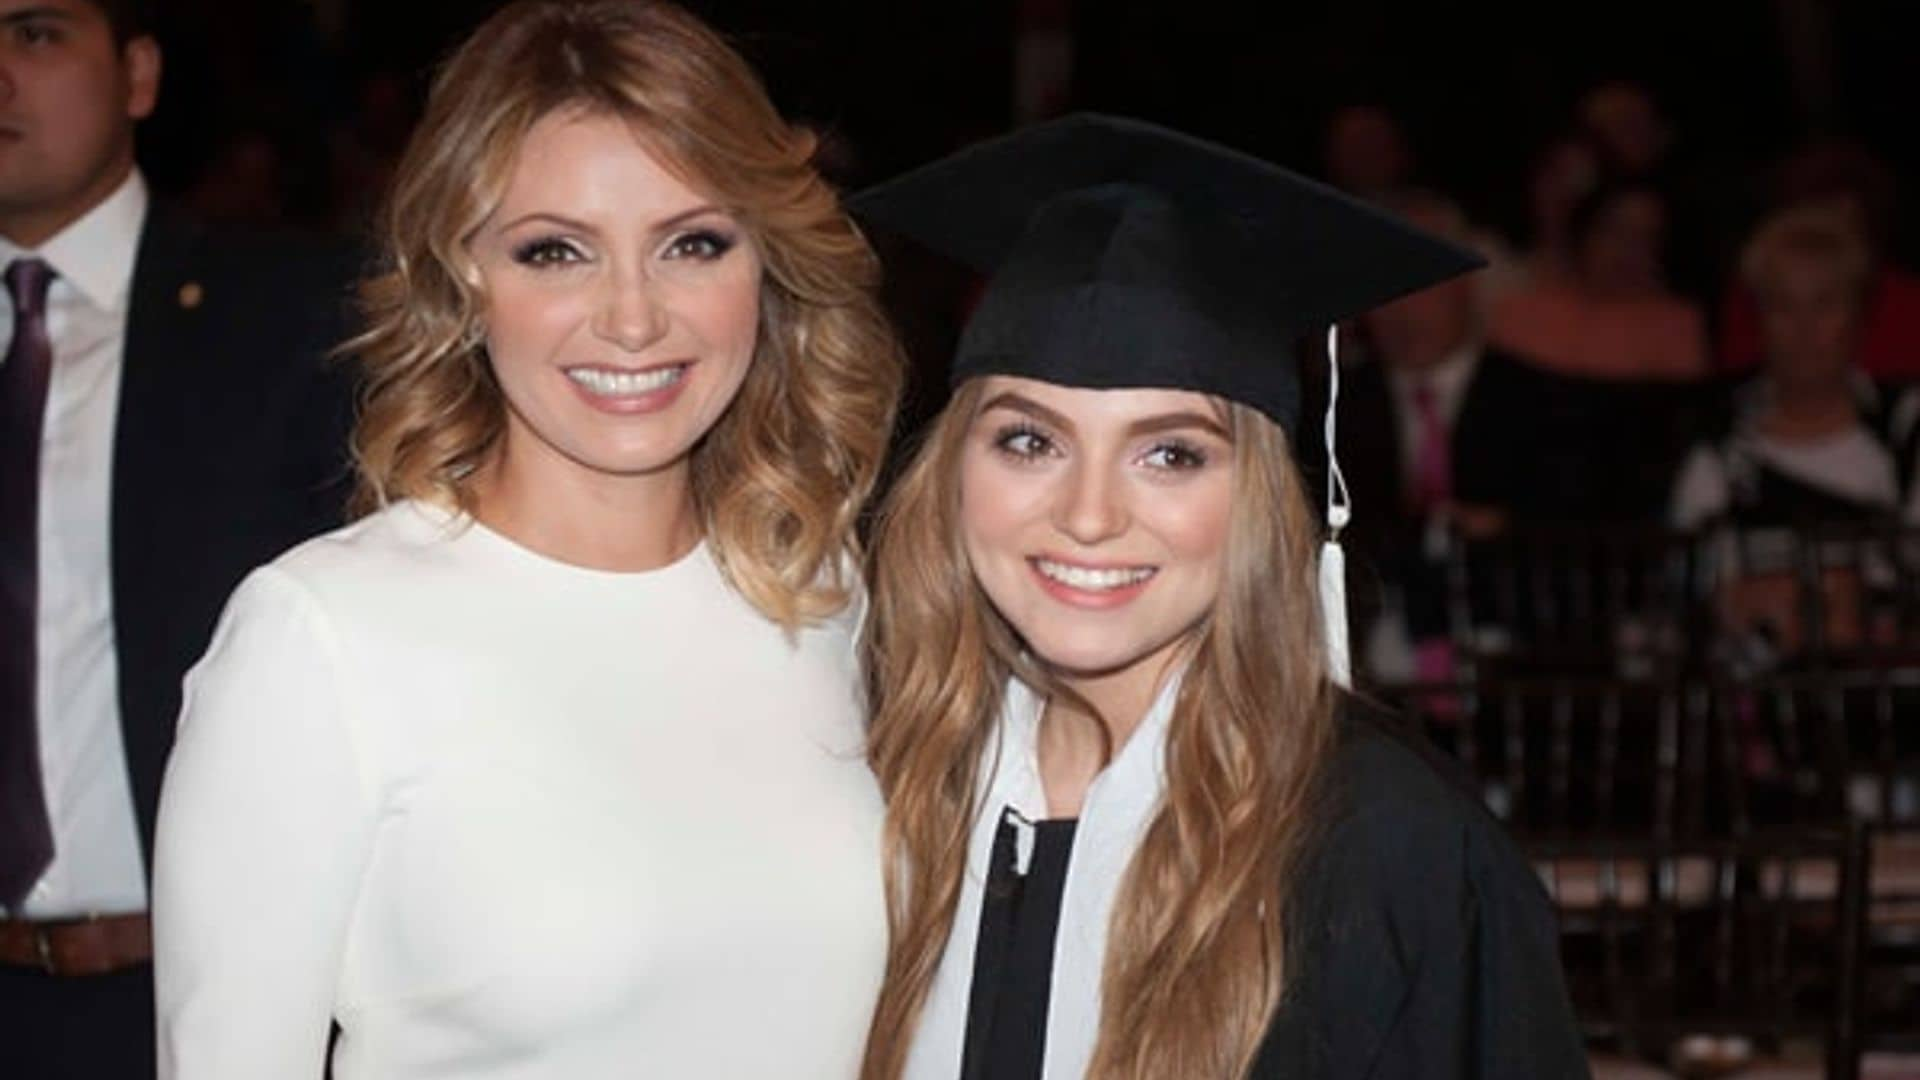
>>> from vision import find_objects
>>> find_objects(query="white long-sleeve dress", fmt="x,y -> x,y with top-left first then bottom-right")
152,501 -> 886,1078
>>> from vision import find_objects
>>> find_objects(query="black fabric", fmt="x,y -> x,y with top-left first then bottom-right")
850,114 -> 1483,431
961,809 -> 1078,1080
1248,706 -> 1590,1079
943,705 -> 1589,1080
1731,461 -> 1895,527
0,963 -> 157,1078
1685,371 -> 1918,529
1334,349 -> 1586,539
12,204 -> 356,1066
111,205 -> 358,863
1329,349 -> 1593,640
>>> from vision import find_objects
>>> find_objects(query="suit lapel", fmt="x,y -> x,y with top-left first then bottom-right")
114,204 -> 207,523
111,203 -> 210,856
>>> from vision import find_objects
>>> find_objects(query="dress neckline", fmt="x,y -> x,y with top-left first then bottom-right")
402,499 -> 712,583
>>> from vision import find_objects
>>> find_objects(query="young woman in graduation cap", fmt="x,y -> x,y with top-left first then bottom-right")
854,115 -> 1589,1080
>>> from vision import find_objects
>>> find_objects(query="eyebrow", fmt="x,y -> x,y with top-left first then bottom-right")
977,391 -> 1231,440
0,7 -> 80,24
1129,410 -> 1231,439
978,391 -> 1071,431
494,204 -> 729,237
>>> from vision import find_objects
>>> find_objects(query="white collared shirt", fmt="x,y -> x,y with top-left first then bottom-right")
906,673 -> 1178,1080
0,171 -> 150,918
1385,344 -> 1481,488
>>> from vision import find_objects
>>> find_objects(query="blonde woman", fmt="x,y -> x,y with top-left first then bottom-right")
150,2 -> 901,1076
855,116 -> 1586,1079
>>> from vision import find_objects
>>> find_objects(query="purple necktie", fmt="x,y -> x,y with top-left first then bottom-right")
1,257 -> 56,910
1409,378 -> 1452,513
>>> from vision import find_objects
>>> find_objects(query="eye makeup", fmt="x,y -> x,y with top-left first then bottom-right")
509,235 -> 587,267
989,421 -> 1057,462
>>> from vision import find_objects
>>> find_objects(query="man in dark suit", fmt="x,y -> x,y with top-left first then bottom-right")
1336,191 -> 1571,680
0,2 -> 356,1074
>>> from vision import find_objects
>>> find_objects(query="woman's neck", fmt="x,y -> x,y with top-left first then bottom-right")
1035,652 -> 1180,819
472,439 -> 701,572
1760,376 -> 1858,443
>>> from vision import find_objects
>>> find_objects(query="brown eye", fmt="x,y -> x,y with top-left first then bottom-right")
992,424 -> 1055,461
663,230 -> 737,261
510,237 -> 586,267
1140,441 -> 1208,470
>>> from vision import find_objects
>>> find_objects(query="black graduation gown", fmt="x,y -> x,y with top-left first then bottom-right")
1248,710 -> 1590,1078
959,706 -> 1591,1080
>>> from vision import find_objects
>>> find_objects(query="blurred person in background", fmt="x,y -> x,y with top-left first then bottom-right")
1673,201 -> 1920,530
1717,139 -> 1920,378
1342,189 -> 1574,682
1321,103 -> 1521,303
1576,77 -> 1738,304
1490,179 -> 1708,380
1512,134 -> 1600,288
0,0 -> 356,1075
1322,102 -> 1412,200
1671,201 -> 1920,656
1576,80 -> 1670,181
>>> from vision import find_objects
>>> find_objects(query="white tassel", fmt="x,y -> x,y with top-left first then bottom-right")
1319,537 -> 1351,689
1320,325 -> 1353,689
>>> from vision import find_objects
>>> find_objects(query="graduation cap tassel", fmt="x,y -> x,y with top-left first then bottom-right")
1319,325 -> 1353,689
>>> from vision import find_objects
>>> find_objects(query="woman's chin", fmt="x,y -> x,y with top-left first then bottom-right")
1023,638 -> 1164,684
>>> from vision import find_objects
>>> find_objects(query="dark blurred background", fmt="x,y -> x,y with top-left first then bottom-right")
141,0 -> 1917,270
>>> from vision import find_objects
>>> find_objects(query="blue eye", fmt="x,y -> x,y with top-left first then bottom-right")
510,237 -> 585,267
664,229 -> 737,261
992,423 -> 1056,461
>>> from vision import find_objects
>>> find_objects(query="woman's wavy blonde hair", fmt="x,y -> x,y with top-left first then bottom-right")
348,0 -> 902,628
860,379 -> 1339,1079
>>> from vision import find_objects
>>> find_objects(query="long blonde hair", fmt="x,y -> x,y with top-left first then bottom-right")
347,0 -> 902,627
861,379 -> 1339,1078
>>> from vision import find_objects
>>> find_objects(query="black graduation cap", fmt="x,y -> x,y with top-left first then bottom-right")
851,113 -> 1485,431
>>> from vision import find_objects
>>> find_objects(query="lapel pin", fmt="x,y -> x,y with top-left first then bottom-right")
178,281 -> 204,310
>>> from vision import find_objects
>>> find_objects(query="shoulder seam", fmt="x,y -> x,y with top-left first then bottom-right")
241,565 -> 379,813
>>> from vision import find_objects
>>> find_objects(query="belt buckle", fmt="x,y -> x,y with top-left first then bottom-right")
32,922 -> 56,975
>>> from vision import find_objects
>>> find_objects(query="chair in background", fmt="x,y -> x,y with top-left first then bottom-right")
1538,826 -> 1871,1080
1706,523 -> 1920,673
1441,525 -> 1708,681
1387,677 -> 1705,838
1716,673 -> 1920,1054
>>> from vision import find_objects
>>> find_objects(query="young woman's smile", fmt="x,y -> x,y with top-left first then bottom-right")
959,376 -> 1234,683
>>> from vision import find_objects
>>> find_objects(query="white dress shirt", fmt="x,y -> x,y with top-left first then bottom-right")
1667,377 -> 1920,531
154,502 -> 887,1078
0,171 -> 150,919
1668,426 -> 1911,532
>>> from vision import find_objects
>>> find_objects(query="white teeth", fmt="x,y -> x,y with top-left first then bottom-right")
1034,558 -> 1154,591
565,365 -> 684,397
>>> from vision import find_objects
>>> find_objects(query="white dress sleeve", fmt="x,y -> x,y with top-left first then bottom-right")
153,566 -> 376,1079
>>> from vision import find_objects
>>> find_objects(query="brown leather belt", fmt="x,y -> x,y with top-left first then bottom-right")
0,913 -> 152,976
